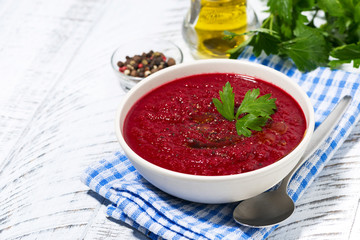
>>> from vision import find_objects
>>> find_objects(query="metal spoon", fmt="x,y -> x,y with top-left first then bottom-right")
233,95 -> 352,228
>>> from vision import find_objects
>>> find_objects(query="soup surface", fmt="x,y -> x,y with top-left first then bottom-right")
124,73 -> 306,176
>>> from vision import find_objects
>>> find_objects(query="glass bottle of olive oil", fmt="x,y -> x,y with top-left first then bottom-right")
182,0 -> 248,59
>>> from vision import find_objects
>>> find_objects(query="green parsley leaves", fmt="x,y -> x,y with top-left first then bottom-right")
226,0 -> 360,72
212,82 -> 277,137
212,82 -> 235,121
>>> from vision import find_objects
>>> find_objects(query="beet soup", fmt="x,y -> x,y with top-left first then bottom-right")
123,73 -> 306,176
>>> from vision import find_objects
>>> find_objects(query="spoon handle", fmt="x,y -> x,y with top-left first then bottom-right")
279,95 -> 352,191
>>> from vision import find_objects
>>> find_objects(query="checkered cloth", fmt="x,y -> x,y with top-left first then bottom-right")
81,49 -> 360,240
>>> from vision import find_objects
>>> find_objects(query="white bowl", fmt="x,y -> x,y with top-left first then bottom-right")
115,59 -> 315,204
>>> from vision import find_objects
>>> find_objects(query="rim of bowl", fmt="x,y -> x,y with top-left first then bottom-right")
115,59 -> 315,182
110,38 -> 184,81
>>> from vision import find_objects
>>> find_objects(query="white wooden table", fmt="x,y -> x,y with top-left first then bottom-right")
0,0 -> 359,239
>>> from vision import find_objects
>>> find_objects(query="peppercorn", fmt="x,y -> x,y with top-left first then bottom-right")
144,70 -> 151,77
130,70 -> 137,76
117,50 -> 177,78
119,66 -> 127,72
167,57 -> 176,66
124,69 -> 130,75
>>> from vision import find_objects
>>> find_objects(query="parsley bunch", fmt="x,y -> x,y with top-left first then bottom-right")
226,0 -> 360,72
212,82 -> 277,137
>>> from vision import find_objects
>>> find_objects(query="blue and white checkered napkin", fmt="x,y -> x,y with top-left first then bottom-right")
82,49 -> 360,240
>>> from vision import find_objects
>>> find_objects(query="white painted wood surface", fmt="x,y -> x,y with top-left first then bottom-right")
0,0 -> 359,239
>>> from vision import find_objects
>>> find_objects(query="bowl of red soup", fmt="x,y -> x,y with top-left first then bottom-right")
115,59 -> 315,204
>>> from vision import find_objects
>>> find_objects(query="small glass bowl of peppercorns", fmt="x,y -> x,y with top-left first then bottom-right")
111,39 -> 183,91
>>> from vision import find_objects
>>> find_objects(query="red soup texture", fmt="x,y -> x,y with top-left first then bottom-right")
124,73 -> 307,176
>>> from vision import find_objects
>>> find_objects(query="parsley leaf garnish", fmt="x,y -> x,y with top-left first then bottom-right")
236,114 -> 270,137
212,82 -> 235,120
236,88 -> 277,118
212,82 -> 277,137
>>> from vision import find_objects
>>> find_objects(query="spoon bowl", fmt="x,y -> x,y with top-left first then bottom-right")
233,189 -> 294,227
233,95 -> 352,227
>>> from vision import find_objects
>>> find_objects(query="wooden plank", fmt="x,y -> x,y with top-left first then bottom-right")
0,0 -> 107,168
0,0 -> 114,238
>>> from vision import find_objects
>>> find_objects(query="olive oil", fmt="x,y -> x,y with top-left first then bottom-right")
183,0 -> 247,59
